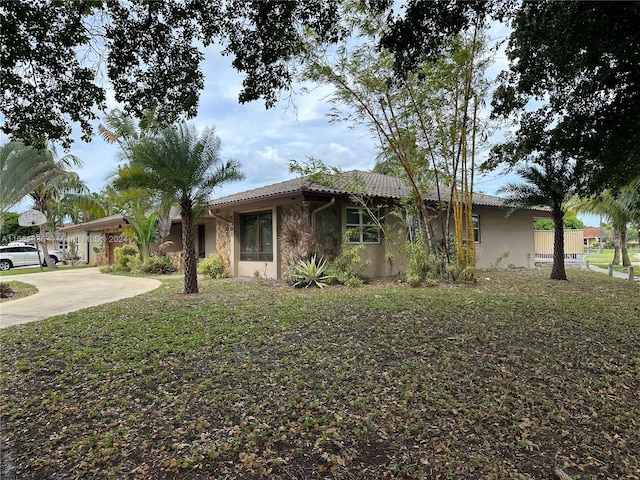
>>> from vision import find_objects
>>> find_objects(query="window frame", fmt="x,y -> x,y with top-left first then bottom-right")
239,211 -> 274,261
197,224 -> 206,258
345,207 -> 381,244
472,214 -> 480,243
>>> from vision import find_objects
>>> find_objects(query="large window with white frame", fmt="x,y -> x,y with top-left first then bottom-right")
346,207 -> 380,244
240,211 -> 273,261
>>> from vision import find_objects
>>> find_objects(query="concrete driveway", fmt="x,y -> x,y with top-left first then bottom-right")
0,268 -> 161,328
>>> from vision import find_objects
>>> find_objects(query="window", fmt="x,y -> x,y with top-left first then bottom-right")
346,207 -> 380,244
197,224 -> 206,258
472,215 -> 480,243
240,211 -> 273,261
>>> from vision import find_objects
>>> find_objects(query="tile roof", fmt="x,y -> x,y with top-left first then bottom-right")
583,227 -> 601,238
57,214 -> 127,232
210,170 -> 512,209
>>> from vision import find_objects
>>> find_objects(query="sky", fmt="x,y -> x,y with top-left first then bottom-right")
4,21 -> 600,227
69,43 -> 513,199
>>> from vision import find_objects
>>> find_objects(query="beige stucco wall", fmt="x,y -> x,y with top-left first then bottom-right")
165,219 -> 218,259
56,228 -> 106,265
164,223 -> 182,253
199,219 -> 216,258
473,209 -> 535,269
339,205 -> 404,278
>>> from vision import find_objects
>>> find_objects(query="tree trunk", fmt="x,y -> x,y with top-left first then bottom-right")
620,228 -> 631,267
181,203 -> 198,294
39,224 -> 58,270
550,208 -> 567,280
612,227 -> 622,265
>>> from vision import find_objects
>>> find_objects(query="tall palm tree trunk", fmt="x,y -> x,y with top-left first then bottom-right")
551,208 -> 567,280
38,221 -> 58,269
620,227 -> 631,267
181,203 -> 198,294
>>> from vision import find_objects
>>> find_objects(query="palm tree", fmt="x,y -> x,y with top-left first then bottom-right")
0,141 -> 58,229
100,109 -> 175,245
30,168 -> 87,268
575,189 -> 638,267
500,157 -> 576,280
1,141 -> 84,267
113,122 -> 243,294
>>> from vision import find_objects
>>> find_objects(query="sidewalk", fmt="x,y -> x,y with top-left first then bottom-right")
587,264 -> 640,282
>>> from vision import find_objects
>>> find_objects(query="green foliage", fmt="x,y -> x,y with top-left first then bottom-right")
325,238 -> 371,287
490,2 -> 640,195
112,120 -> 244,294
405,237 -> 440,287
0,212 -> 33,244
2,2 -> 342,148
63,240 -> 80,267
197,254 -> 229,279
534,217 -> 585,231
122,203 -> 158,262
101,244 -> 140,274
446,260 -> 475,283
292,255 -> 331,289
140,255 -> 176,275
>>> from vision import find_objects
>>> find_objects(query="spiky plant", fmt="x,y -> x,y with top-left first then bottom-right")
292,255 -> 331,289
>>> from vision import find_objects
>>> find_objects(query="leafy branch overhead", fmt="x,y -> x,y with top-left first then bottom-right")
1,0 -> 343,149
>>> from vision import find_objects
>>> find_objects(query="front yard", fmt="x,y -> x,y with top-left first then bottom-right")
1,269 -> 638,479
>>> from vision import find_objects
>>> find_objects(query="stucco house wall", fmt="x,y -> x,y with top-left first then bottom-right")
58,227 -> 106,265
56,215 -> 130,266
472,209 -> 536,270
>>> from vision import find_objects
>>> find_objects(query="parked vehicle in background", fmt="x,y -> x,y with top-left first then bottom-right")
0,242 -> 61,270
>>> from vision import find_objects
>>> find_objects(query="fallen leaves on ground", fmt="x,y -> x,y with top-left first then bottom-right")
1,269 -> 639,479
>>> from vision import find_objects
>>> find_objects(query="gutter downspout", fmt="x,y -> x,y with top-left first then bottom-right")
311,198 -> 335,230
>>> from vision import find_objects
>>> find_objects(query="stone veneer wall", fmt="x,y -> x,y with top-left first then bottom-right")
214,213 -> 233,269
279,203 -> 312,278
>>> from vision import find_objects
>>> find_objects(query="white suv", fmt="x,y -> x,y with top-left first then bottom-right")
0,243 -> 61,271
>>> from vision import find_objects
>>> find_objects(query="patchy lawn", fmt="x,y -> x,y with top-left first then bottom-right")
1,269 -> 638,480
0,281 -> 38,302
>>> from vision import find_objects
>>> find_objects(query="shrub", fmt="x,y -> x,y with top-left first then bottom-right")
292,255 -> 331,289
325,237 -> 371,287
198,253 -> 229,279
405,238 -> 440,287
113,244 -> 140,273
140,255 -> 176,275
0,282 -> 14,298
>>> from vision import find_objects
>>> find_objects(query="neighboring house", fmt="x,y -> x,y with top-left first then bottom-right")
582,227 -> 601,249
205,170 -> 548,279
57,214 -> 131,265
57,213 -> 216,266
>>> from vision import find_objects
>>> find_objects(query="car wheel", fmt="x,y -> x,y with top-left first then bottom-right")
0,260 -> 12,271
50,256 -> 58,264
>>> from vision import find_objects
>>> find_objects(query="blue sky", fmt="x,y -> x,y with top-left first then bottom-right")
4,23 -> 600,227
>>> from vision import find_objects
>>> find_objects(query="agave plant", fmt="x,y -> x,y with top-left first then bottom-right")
292,255 -> 331,289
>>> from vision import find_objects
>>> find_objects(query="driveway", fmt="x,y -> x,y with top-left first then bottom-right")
0,268 -> 161,328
